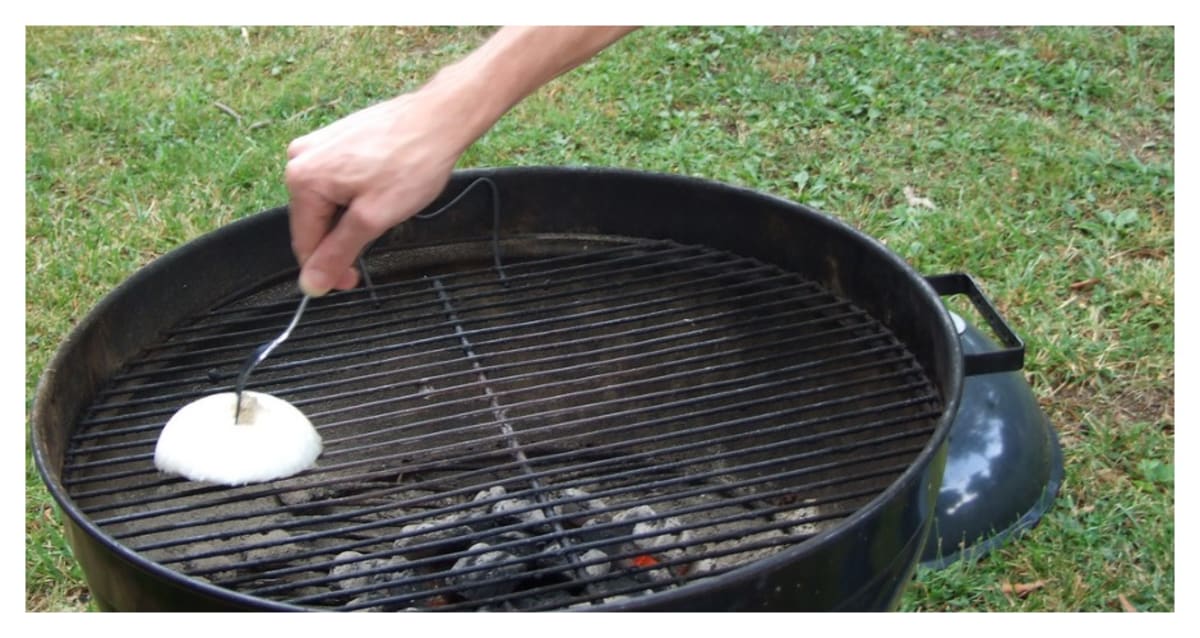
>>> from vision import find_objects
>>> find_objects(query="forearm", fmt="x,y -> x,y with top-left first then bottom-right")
285,26 -> 634,296
417,26 -> 636,154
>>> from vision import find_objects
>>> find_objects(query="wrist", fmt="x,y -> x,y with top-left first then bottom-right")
416,56 -> 511,155
414,27 -> 635,154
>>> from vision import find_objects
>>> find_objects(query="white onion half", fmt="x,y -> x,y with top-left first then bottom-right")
154,391 -> 322,486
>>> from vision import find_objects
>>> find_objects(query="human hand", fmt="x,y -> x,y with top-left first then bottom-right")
284,27 -> 634,297
284,93 -> 468,297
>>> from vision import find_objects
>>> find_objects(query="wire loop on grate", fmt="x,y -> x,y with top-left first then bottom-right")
62,237 -> 941,611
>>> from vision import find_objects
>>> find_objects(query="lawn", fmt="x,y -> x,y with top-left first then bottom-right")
25,25 -> 1174,612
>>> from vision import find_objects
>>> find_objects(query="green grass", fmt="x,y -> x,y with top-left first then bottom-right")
25,26 -> 1174,612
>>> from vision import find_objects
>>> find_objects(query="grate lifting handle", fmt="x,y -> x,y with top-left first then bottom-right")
926,273 -> 1025,376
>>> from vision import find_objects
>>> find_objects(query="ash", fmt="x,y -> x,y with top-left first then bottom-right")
164,475 -> 823,611
330,481 -> 822,611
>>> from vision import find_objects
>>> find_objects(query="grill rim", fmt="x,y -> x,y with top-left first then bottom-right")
32,166 -> 965,612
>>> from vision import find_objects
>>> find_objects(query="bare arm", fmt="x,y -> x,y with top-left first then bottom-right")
285,26 -> 637,297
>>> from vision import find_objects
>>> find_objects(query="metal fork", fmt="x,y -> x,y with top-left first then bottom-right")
233,294 -> 309,423
233,254 -> 378,423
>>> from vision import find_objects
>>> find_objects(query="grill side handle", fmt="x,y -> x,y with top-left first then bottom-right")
926,273 -> 1025,376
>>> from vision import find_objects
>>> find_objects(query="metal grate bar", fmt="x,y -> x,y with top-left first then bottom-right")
120,243 -> 748,369
82,278 -> 816,424
149,241 -> 687,349
67,330 -> 905,491
105,379 -> 932,541
345,475 -> 909,612
63,299 -> 862,469
79,369 -> 926,544
432,275 -> 599,594
314,340 -> 905,453
180,240 -> 675,325
65,290 -> 870,466
309,317 -> 878,428
239,461 -> 906,591
93,258 -> 793,400
105,395 -> 936,611
429,276 -> 546,514
143,423 -> 932,574
234,440 -> 933,605
279,477 -> 893,608
80,277 -> 837,419
215,460 -> 904,603
76,336 -> 921,512
159,240 -> 692,338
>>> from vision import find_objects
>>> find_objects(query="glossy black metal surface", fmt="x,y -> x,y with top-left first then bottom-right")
919,314 -> 1063,569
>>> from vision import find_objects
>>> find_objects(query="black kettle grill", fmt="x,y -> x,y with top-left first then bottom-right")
32,168 -> 1058,611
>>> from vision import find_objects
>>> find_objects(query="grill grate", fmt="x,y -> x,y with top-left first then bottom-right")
62,237 -> 942,611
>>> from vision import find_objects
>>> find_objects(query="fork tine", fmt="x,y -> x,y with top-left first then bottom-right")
233,295 -> 310,423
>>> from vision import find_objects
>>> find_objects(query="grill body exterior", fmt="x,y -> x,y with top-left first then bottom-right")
33,167 -> 967,612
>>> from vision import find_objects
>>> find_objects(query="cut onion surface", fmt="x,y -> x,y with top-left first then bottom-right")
154,391 -> 322,486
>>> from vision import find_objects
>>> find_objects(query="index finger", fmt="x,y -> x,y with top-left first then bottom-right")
285,170 -> 341,268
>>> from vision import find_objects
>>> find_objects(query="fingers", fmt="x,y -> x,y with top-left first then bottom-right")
283,94 -> 464,298
286,137 -> 309,160
286,186 -> 338,264
297,203 -> 385,297
285,150 -> 351,297
298,258 -> 360,297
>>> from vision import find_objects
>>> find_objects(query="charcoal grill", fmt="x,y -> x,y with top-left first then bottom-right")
32,167 -> 1022,611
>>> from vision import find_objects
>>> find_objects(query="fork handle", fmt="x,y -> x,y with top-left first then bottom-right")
234,295 -> 311,422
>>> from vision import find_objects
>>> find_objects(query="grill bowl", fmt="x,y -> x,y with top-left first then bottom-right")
33,167 -> 968,611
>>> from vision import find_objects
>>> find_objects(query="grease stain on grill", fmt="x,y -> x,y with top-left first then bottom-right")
60,237 -> 941,611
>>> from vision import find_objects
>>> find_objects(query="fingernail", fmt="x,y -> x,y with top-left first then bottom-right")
298,268 -> 332,297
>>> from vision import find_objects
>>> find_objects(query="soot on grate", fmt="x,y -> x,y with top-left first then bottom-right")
60,237 -> 942,611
